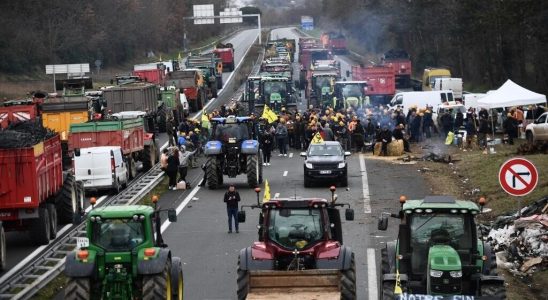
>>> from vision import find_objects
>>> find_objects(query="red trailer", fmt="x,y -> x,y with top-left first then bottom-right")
0,132 -> 84,246
381,49 -> 412,88
0,102 -> 38,128
213,43 -> 235,72
352,65 -> 395,105
132,69 -> 165,86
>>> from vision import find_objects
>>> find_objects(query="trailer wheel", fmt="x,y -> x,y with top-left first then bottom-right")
64,277 -> 91,300
481,282 -> 506,299
246,154 -> 260,188
206,158 -> 219,189
128,156 -> 137,179
381,281 -> 395,300
56,173 -> 78,224
143,259 -> 172,300
142,143 -> 157,171
47,203 -> 57,240
170,257 -> 184,300
0,224 -> 6,271
340,252 -> 356,300
236,258 -> 249,300
31,206 -> 51,245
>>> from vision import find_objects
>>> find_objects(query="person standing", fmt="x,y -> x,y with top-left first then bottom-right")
160,148 -> 169,172
223,185 -> 241,233
275,119 -> 288,156
260,131 -> 273,166
503,113 -> 519,145
178,146 -> 195,188
166,148 -> 180,190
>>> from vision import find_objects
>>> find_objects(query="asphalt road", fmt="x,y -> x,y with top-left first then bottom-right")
158,27 -> 430,300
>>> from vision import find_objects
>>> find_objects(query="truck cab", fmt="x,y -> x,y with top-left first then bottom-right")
422,68 -> 451,91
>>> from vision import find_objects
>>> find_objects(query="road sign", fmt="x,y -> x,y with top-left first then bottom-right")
45,63 -> 90,75
220,8 -> 242,24
498,158 -> 538,196
193,4 -> 214,24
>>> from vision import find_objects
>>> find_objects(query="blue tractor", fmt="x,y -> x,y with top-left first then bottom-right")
204,116 -> 263,189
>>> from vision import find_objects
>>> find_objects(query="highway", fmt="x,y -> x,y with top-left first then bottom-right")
157,27 -> 430,299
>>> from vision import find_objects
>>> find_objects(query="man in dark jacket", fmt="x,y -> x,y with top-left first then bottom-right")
223,185 -> 241,233
352,119 -> 365,152
392,124 -> 410,152
379,127 -> 392,156
503,113 -> 519,145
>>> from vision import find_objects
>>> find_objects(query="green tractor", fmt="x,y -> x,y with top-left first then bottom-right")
377,196 -> 505,299
64,199 -> 183,300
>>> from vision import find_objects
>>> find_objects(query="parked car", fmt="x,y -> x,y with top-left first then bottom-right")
301,141 -> 350,187
525,112 -> 548,144
73,146 -> 128,193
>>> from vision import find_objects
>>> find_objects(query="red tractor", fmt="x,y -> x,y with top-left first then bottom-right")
236,187 -> 356,299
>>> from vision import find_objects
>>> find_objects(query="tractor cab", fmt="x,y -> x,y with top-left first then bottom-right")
377,196 -> 506,298
310,72 -> 338,108
334,81 -> 368,110
259,77 -> 297,113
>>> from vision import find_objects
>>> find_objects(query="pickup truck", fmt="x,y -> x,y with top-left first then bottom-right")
525,112 -> 548,144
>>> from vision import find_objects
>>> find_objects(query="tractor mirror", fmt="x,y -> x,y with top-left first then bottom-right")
74,148 -> 80,157
238,211 -> 246,223
345,208 -> 354,221
378,215 -> 388,231
167,209 -> 177,222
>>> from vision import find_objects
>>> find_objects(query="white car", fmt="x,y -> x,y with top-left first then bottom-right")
525,112 -> 548,144
74,146 -> 128,193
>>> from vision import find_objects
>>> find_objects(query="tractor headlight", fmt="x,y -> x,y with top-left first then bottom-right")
337,162 -> 346,168
430,270 -> 443,278
449,270 -> 462,278
90,216 -> 96,222
305,162 -> 313,169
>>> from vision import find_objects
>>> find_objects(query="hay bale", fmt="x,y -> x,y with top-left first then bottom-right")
374,139 -> 404,156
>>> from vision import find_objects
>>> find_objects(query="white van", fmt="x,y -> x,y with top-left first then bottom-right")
433,78 -> 463,100
74,146 -> 129,193
389,90 -> 455,111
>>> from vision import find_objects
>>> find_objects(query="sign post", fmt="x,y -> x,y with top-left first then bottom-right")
498,158 -> 539,216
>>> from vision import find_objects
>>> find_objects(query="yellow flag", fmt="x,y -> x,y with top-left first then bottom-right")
394,269 -> 403,294
261,105 -> 278,124
178,52 -> 182,61
201,111 -> 210,129
263,179 -> 271,202
311,132 -> 324,144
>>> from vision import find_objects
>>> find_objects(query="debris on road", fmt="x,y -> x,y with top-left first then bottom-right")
516,142 -> 548,155
486,197 -> 548,276
421,152 -> 453,163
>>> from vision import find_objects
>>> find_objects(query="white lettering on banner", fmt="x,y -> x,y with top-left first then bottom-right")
398,294 -> 474,300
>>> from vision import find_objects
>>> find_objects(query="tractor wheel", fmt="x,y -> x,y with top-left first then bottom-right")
236,258 -> 249,300
340,253 -> 356,300
142,143 -> 157,171
47,203 -> 57,240
56,173 -> 79,224
0,225 -> 6,271
258,152 -> 263,184
381,281 -> 395,300
381,248 -> 390,274
170,257 -> 184,300
481,282 -> 506,299
304,175 -> 312,188
128,156 -> 137,179
143,259 -> 172,300
64,277 -> 91,300
246,155 -> 259,188
30,206 -> 50,245
207,158 -> 219,189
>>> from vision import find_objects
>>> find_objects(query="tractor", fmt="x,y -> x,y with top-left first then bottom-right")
204,116 -> 263,189
64,197 -> 184,300
377,195 -> 506,299
259,76 -> 298,114
236,187 -> 356,300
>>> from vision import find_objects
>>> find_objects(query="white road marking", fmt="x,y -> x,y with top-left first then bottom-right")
160,183 -> 203,233
274,193 -> 280,198
283,171 -> 288,176
288,152 -> 293,158
359,154 -> 372,214
367,248 -> 378,300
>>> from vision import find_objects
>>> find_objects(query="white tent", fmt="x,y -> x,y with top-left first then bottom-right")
477,79 -> 546,109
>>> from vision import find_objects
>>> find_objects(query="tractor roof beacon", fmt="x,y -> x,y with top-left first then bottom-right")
377,195 -> 506,299
64,198 -> 184,300
236,187 -> 357,300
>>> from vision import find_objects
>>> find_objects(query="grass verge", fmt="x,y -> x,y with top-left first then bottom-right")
30,274 -> 67,300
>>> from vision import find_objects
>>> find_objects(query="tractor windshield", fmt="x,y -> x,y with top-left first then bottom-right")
91,218 -> 146,251
314,76 -> 334,94
409,213 -> 473,274
268,208 -> 324,250
213,123 -> 250,142
263,81 -> 287,103
341,84 -> 364,98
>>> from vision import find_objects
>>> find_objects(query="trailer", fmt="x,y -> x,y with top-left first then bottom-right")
0,100 -> 38,129
214,43 -> 236,72
351,65 -> 395,106
381,49 -> 412,89
132,68 -> 166,86
68,116 -> 158,177
166,69 -> 207,113
0,129 -> 84,247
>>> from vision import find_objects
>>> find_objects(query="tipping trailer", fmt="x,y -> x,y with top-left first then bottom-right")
166,69 -> 207,113
186,54 -> 223,95
351,65 -> 395,105
0,125 -> 84,248
68,115 -> 158,177
214,42 -> 236,72
0,100 -> 38,129
381,49 -> 412,89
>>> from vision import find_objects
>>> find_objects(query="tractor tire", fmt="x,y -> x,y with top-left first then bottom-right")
212,84 -> 218,98
381,281 -> 395,300
170,257 -> 184,300
64,277 -> 91,300
481,282 -> 506,299
340,253 -> 356,300
157,106 -> 167,133
207,158 -> 219,189
30,206 -> 50,245
237,258 -> 249,300
143,259 -> 172,300
483,243 -> 498,275
381,248 -> 390,275
47,203 -> 57,240
246,154 -> 260,188
142,143 -> 157,171
0,225 -> 6,271
56,173 -> 79,224
128,156 -> 137,180
304,175 -> 312,188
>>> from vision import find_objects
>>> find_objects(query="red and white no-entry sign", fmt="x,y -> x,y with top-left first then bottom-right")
499,158 -> 539,196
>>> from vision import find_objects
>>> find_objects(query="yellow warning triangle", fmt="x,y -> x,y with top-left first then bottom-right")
311,132 -> 324,144
394,269 -> 403,294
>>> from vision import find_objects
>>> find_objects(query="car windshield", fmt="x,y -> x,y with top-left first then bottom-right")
308,144 -> 343,156
91,218 -> 146,251
213,123 -> 250,142
268,208 -> 324,250
409,213 -> 473,274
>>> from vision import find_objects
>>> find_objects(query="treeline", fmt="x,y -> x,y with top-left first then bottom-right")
311,0 -> 547,94
0,0 -> 231,74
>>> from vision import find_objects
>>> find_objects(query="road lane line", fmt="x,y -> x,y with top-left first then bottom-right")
160,184 -> 202,233
289,153 -> 293,158
359,154 -> 372,214
283,171 -> 288,176
274,193 -> 280,198
367,248 -> 378,300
